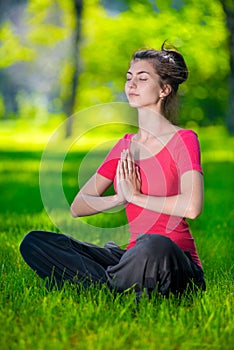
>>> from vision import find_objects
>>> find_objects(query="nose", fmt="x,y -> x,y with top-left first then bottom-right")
128,78 -> 137,88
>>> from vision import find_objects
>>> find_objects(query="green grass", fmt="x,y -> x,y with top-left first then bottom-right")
0,121 -> 234,350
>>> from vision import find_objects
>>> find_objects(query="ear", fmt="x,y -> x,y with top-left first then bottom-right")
160,84 -> 172,98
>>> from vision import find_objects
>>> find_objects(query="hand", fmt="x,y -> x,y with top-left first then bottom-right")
116,149 -> 141,203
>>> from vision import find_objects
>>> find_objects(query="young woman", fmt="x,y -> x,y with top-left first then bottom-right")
20,43 -> 206,298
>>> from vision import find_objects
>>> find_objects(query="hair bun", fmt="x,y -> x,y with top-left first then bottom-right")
161,41 -> 188,84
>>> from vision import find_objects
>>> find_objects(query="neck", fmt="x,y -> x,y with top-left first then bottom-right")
136,107 -> 173,140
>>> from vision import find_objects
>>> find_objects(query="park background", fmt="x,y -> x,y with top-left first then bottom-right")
0,1 -> 233,349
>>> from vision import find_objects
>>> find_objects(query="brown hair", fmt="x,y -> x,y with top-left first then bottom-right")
132,42 -> 188,122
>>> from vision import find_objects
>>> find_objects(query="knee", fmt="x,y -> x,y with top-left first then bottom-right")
20,230 -> 40,257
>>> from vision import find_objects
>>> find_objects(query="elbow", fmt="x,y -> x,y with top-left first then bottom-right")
70,202 -> 79,218
186,205 -> 202,220
70,192 -> 84,218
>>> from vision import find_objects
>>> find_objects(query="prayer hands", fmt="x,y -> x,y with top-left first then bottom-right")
116,149 -> 141,203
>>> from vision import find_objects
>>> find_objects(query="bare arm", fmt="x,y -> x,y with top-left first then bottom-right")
118,149 -> 204,219
70,172 -> 126,218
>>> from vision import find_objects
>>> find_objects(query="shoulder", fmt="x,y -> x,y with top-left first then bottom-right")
174,129 -> 202,167
177,128 -> 199,138
116,133 -> 135,148
172,129 -> 203,174
175,129 -> 200,147
168,128 -> 201,160
114,133 -> 135,143
123,133 -> 135,140
167,128 -> 200,150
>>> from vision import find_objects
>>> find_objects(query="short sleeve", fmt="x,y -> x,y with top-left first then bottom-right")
174,130 -> 203,176
97,134 -> 132,180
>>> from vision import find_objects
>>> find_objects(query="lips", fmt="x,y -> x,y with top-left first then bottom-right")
128,93 -> 139,97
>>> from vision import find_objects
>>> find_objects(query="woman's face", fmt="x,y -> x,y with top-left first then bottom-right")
125,59 -> 163,109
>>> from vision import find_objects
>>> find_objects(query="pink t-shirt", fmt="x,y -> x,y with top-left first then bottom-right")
97,129 -> 203,268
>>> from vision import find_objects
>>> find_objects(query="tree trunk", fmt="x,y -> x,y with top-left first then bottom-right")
65,0 -> 83,137
221,0 -> 234,134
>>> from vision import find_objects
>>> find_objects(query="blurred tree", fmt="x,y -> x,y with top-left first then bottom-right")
220,0 -> 234,134
78,0 -> 229,127
0,0 -> 30,118
0,0 -> 231,131
0,0 -> 74,119
64,0 -> 83,137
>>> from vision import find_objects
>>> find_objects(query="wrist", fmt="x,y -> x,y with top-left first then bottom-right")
131,192 -> 142,205
114,194 -> 127,206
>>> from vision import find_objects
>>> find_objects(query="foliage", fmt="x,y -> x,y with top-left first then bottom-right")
0,0 -> 230,126
80,0 -> 229,125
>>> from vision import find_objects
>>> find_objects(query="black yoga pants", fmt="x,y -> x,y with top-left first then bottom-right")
20,231 -> 206,296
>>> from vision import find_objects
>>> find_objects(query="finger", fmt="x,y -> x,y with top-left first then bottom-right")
121,149 -> 127,160
120,159 -> 126,179
124,149 -> 134,175
127,149 -> 133,162
121,151 -> 128,175
122,150 -> 134,177
136,166 -> 141,181
126,151 -> 133,174
120,151 -> 127,169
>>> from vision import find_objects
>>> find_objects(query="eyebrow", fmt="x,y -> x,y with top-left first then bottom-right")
126,70 -> 151,75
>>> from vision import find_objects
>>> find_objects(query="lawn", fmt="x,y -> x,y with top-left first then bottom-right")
0,120 -> 233,350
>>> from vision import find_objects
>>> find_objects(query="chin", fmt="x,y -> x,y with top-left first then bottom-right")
128,101 -> 141,108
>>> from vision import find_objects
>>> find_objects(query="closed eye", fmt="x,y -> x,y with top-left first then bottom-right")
126,75 -> 148,81
126,74 -> 132,81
